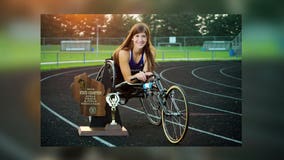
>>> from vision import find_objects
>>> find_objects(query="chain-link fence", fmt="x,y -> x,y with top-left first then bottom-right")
41,35 -> 242,69
41,36 -> 238,49
153,36 -> 236,47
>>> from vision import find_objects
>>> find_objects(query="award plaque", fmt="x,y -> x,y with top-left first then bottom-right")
71,72 -> 128,136
78,92 -> 128,136
71,72 -> 106,116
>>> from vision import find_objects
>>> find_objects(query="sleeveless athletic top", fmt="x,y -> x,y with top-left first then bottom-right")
114,50 -> 145,84
129,50 -> 145,75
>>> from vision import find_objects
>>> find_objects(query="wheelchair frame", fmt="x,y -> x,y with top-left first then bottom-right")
95,59 -> 189,144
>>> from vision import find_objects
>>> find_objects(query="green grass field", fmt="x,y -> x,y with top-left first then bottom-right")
41,45 -> 241,71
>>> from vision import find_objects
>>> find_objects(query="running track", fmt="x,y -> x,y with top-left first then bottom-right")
41,61 -> 241,146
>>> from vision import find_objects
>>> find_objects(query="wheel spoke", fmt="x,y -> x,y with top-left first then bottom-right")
140,93 -> 162,126
162,86 -> 189,143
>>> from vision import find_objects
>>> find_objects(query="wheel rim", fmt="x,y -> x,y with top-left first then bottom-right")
162,86 -> 188,143
140,91 -> 161,125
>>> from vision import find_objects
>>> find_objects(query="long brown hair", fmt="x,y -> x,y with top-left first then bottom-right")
112,23 -> 156,71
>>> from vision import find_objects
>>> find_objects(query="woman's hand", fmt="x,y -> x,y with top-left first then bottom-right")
144,72 -> 153,77
145,72 -> 154,81
135,71 -> 147,82
135,71 -> 153,82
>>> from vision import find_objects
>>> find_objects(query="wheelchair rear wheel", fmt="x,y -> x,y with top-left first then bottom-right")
95,59 -> 116,88
90,59 -> 116,123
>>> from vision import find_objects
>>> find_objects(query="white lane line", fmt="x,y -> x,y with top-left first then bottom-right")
41,68 -> 116,147
120,105 -> 242,144
91,137 -> 116,147
187,100 -> 242,116
160,66 -> 242,101
161,65 -> 242,115
41,101 -> 116,147
41,101 -> 79,129
188,127 -> 242,144
120,104 -> 145,114
41,67 -> 94,82
175,97 -> 241,116
192,65 -> 242,90
220,67 -> 242,80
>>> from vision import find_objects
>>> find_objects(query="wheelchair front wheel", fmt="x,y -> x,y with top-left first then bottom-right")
140,90 -> 161,126
162,85 -> 189,144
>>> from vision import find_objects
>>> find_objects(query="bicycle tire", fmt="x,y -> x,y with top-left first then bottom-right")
140,89 -> 161,125
95,60 -> 116,88
90,60 -> 115,122
162,85 -> 189,144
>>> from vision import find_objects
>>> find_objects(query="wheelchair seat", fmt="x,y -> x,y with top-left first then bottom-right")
96,58 -> 147,105
114,81 -> 145,104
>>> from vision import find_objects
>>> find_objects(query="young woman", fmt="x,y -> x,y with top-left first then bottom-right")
112,23 -> 156,84
90,23 -> 156,127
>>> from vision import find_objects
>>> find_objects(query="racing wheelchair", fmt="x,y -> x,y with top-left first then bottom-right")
95,59 -> 189,144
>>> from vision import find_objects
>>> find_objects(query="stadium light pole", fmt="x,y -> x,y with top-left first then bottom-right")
96,25 -> 101,57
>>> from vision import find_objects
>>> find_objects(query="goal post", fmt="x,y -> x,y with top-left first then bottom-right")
157,36 -> 182,49
60,40 -> 92,51
202,41 -> 231,51
202,41 -> 232,60
157,42 -> 182,47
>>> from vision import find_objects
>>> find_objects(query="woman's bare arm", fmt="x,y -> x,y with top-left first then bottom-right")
118,50 -> 148,82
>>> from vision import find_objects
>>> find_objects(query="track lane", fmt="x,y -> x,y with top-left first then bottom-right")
41,61 -> 242,146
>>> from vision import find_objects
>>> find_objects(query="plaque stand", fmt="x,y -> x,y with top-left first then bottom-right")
78,93 -> 128,136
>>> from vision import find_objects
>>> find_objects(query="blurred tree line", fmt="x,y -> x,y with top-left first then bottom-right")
41,14 -> 241,38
